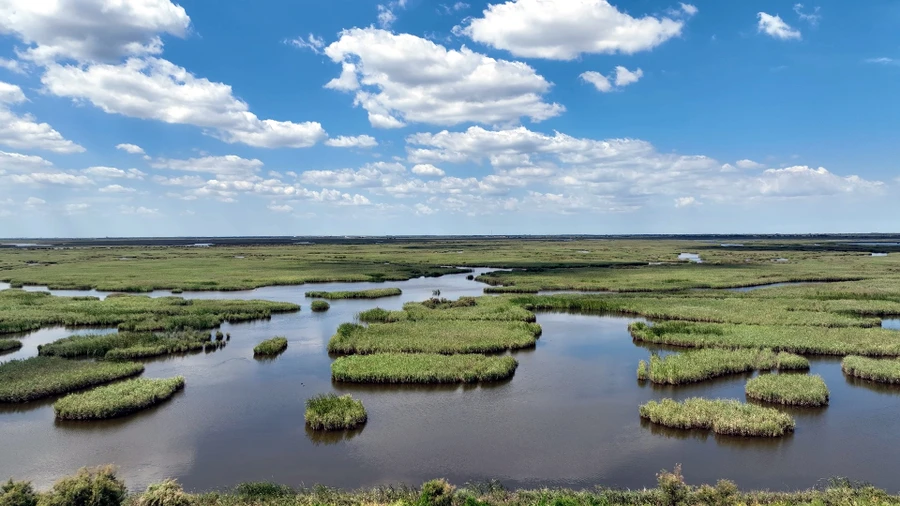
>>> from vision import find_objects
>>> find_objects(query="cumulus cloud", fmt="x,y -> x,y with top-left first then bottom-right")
267,202 -> 293,213
25,197 -> 46,207
8,172 -> 93,186
0,81 -> 85,153
411,164 -> 446,177
680,3 -> 698,16
0,58 -> 25,74
325,135 -> 378,148
150,155 -> 264,178
756,166 -> 884,197
99,184 -> 137,193
757,12 -> 802,40
735,159 -> 766,170
580,66 -> 643,93
300,162 -> 406,188
120,205 -> 160,215
84,166 -> 146,179
457,0 -> 686,60
0,150 -> 53,172
579,72 -> 613,93
116,143 -> 145,154
674,196 -> 699,208
614,67 -> 644,87
324,28 -> 564,128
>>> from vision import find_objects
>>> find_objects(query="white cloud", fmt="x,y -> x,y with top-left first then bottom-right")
120,205 -> 159,215
0,81 -> 85,153
99,184 -> 136,193
735,159 -> 765,170
150,155 -> 263,178
116,143 -> 145,154
0,82 -> 26,104
793,4 -> 821,26
286,34 -> 325,54
411,164 -> 446,177
64,203 -> 91,214
300,162 -> 406,188
757,12 -> 802,40
674,196 -> 699,208
614,66 -> 644,87
153,175 -> 206,187
458,0 -> 686,60
414,203 -> 435,215
8,172 -> 93,186
0,58 -> 25,74
0,150 -> 53,172
25,197 -> 46,207
580,72 -> 613,93
0,0 -> 190,63
865,57 -> 898,66
267,202 -> 293,213
42,57 -> 327,148
325,135 -> 379,148
580,67 -> 642,93
377,0 -> 408,28
680,3 -> 698,16
84,166 -> 146,179
756,166 -> 884,197
324,28 -> 564,128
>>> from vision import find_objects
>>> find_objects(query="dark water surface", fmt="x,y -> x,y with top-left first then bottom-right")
3,271 -> 900,492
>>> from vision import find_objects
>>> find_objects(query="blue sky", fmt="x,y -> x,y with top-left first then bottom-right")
0,0 -> 897,237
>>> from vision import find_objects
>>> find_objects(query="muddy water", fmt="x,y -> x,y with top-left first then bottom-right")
2,271 -> 900,492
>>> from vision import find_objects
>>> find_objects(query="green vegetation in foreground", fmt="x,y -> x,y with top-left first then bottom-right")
304,393 -> 367,431
636,348 -> 808,385
639,398 -> 795,437
328,321 -> 540,355
0,290 -> 299,335
842,355 -> 900,384
332,353 -> 518,383
254,337 -> 288,356
11,465 -> 900,506
745,374 -> 829,407
630,321 -> 900,357
39,331 -> 213,359
358,296 -> 536,323
310,300 -> 330,312
0,357 -> 144,403
305,288 -> 402,300
53,376 -> 185,420
0,339 -> 21,353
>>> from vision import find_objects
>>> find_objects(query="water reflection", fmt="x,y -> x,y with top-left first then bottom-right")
305,425 -> 366,446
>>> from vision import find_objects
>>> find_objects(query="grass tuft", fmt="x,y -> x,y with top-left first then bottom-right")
40,331 -> 213,360
253,337 -> 288,357
310,300 -> 330,312
639,398 -> 795,437
305,288 -> 401,300
332,353 -> 518,383
745,374 -> 829,406
842,355 -> 900,384
0,339 -> 22,353
53,376 -> 185,420
0,357 -> 144,403
304,393 -> 367,431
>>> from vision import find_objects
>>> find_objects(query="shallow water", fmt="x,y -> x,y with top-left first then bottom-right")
3,271 -> 900,492
883,319 -> 900,330
678,253 -> 703,263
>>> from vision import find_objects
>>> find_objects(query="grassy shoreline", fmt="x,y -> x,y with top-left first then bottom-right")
54,377 -> 185,420
842,355 -> 900,384
0,357 -> 145,403
639,398 -> 795,437
305,288 -> 402,300
637,348 -> 808,385
745,374 -> 830,407
332,354 -> 518,383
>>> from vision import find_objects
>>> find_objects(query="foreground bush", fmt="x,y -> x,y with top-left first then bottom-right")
0,479 -> 37,506
310,301 -> 330,312
253,337 -> 288,357
304,288 -> 401,300
0,357 -> 144,403
328,321 -> 540,355
842,355 -> 900,384
39,466 -> 126,506
135,480 -> 193,506
639,398 -> 795,437
745,374 -> 829,406
332,354 -> 518,383
304,394 -> 367,431
54,377 -> 185,420
637,348 -> 808,385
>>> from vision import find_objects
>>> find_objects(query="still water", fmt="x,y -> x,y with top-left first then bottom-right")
2,271 -> 900,493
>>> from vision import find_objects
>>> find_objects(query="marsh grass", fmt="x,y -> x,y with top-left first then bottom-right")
638,348 -> 808,385
842,355 -> 900,384
745,374 -> 829,406
305,394 -> 367,431
332,353 -> 518,383
328,320 -> 540,355
359,297 -> 536,323
0,357 -> 144,403
311,300 -> 330,312
254,337 -> 288,356
53,376 -> 185,420
639,398 -> 795,437
304,288 -> 401,300
39,331 -> 212,360
0,339 -> 21,353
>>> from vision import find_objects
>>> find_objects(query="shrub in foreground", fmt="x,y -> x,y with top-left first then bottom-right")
253,337 -> 288,357
310,300 -> 330,312
842,355 -> 900,384
0,357 -> 144,403
639,398 -> 795,437
39,466 -> 126,506
332,353 -> 518,384
0,479 -> 37,506
135,480 -> 193,506
305,393 -> 367,431
54,376 -> 185,420
745,374 -> 829,406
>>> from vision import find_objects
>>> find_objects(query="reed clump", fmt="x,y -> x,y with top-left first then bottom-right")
328,320 -> 540,355
842,355 -> 900,384
304,393 -> 367,431
745,374 -> 829,406
0,357 -> 144,403
310,300 -> 330,312
332,354 -> 518,383
639,398 -> 795,437
304,288 -> 401,300
53,376 -> 185,420
40,331 -> 212,360
638,348 -> 808,385
0,339 -> 21,353
253,337 -> 288,356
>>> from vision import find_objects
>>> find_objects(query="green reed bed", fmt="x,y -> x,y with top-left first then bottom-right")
305,393 -> 367,431
639,398 -> 795,437
39,331 -> 212,359
254,337 -> 288,356
630,321 -> 900,357
328,320 -> 541,355
745,374 -> 829,406
53,376 -> 185,420
332,353 -> 518,383
310,300 -> 330,312
359,296 -> 536,324
637,348 -> 808,385
304,288 -> 401,300
0,357 -> 144,403
842,355 -> 900,384
0,339 -> 21,353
